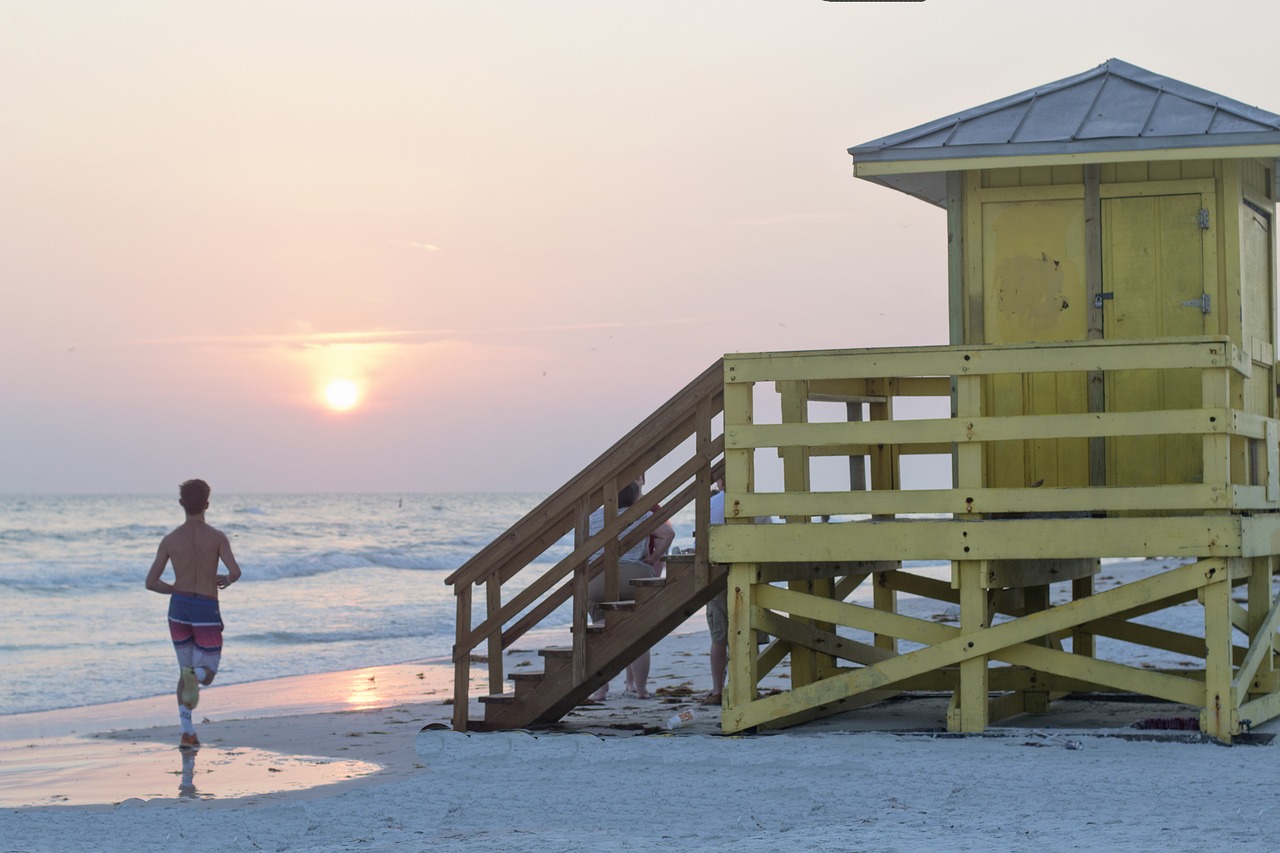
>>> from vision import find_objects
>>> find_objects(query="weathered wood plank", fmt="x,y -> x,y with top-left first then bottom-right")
728,408 -> 1245,453
713,516 -> 1244,562
730,484 -> 1257,518
723,337 -> 1243,384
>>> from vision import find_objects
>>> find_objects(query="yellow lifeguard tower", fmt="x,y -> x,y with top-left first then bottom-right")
448,60 -> 1280,743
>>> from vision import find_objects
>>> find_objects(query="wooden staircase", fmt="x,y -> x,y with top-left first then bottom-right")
445,360 -> 725,731
478,557 -> 728,729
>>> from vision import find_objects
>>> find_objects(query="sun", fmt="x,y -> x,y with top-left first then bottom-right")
324,379 -> 361,412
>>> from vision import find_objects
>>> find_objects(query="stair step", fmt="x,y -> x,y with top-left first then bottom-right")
479,692 -> 515,705
510,670 -> 546,698
510,671 -> 545,682
599,601 -> 636,614
569,624 -> 606,635
539,646 -> 574,659
631,577 -> 667,604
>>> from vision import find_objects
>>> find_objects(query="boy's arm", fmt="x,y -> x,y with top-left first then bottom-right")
145,542 -> 174,594
217,533 -> 242,588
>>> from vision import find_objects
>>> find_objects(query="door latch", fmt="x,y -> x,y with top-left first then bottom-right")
1180,294 -> 1211,314
1093,292 -> 1114,309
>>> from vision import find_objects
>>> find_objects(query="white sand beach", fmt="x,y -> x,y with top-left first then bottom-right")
5,567 -> 1280,852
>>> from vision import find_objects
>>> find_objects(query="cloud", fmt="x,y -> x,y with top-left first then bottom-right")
388,240 -> 442,252
723,212 -> 849,227
114,318 -> 696,350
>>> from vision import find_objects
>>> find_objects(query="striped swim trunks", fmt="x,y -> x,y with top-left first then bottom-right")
168,591 -> 224,653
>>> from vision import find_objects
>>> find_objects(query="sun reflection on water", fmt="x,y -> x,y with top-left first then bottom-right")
345,669 -> 383,710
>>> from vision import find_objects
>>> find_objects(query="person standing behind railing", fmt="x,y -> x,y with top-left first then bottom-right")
584,479 -> 666,702
624,473 -> 675,697
703,478 -> 772,705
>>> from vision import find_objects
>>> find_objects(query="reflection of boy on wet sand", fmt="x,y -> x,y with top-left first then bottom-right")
145,479 -> 242,749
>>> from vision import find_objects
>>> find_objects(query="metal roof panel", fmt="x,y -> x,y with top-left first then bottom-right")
947,103 -> 1028,146
1072,75 -> 1155,139
1009,79 -> 1105,142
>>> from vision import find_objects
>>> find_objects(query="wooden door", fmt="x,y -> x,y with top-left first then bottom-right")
1101,193 -> 1210,486
979,197 -> 1089,488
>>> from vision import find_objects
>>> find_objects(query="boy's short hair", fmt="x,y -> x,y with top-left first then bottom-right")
179,479 -> 211,513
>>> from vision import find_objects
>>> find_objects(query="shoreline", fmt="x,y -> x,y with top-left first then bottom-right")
0,619 -> 727,810
6,600 -> 1280,851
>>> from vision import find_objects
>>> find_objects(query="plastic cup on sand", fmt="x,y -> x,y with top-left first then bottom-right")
666,708 -> 697,730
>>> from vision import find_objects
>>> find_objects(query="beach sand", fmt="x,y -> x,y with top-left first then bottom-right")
5,609 -> 1280,851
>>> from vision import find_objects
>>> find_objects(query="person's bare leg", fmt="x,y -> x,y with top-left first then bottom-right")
707,641 -> 727,702
628,652 -> 651,699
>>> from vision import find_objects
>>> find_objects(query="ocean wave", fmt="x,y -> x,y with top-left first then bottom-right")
236,626 -> 448,646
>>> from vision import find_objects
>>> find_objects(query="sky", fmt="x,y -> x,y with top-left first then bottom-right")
4,0 -> 1280,494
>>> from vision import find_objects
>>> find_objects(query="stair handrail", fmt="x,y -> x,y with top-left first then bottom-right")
447,359 -> 725,729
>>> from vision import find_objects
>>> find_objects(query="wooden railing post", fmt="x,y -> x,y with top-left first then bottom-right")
602,478 -> 620,608
486,576 -> 503,695
453,583 -> 472,732
572,495 -> 591,685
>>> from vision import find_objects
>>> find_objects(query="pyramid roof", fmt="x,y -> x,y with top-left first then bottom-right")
849,59 -> 1280,206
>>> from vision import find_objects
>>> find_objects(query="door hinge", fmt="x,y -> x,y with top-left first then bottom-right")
1180,293 -> 1211,314
1198,208 -> 1210,230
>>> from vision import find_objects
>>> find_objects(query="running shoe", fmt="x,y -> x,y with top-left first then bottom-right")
180,666 -> 200,709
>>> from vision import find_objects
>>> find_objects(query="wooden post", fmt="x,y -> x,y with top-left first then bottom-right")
572,495 -> 591,685
486,576 -> 503,694
1022,583 -> 1051,713
951,371 -> 988,732
780,379 -> 823,687
453,584 -> 472,731
950,559 -> 991,733
1202,558 -> 1236,742
846,401 -> 866,492
1072,574 -> 1096,659
726,562 -> 758,713
602,478 -> 620,606
868,377 -> 899,653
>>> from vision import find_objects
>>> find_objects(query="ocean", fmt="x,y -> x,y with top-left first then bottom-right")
0,493 -> 710,718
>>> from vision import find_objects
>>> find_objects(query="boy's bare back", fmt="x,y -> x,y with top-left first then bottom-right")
149,519 -> 240,598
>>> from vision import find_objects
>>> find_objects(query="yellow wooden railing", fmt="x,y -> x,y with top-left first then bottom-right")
711,335 -> 1280,741
445,360 -> 725,730
718,336 -> 1272,540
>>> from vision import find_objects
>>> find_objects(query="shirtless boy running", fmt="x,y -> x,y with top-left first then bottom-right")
144,479 -> 242,749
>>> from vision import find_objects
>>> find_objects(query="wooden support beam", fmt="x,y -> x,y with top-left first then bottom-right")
1203,561 -> 1237,741
723,561 -> 1217,732
1232,583 -> 1280,705
757,609 -> 896,666
952,560 -> 990,732
726,563 -> 758,713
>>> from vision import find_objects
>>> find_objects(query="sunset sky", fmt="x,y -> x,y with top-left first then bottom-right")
4,1 -> 1279,494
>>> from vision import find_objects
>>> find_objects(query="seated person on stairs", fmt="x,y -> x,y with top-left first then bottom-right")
585,478 -> 671,702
